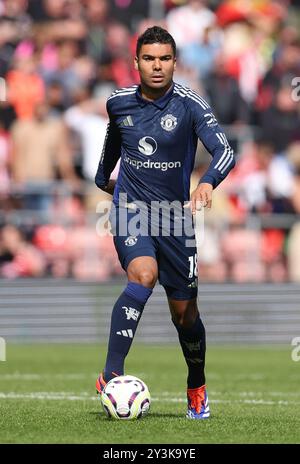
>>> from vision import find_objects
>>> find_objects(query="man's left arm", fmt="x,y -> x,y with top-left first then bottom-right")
190,109 -> 235,213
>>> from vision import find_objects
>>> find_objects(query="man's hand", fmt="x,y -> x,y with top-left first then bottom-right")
189,183 -> 213,214
101,179 -> 116,196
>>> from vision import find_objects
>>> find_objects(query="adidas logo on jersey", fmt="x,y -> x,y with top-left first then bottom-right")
116,329 -> 133,338
121,115 -> 134,127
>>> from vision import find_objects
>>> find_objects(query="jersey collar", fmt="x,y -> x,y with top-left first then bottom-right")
135,82 -> 174,109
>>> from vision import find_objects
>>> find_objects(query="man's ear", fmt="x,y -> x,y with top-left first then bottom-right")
174,57 -> 177,71
134,56 -> 139,70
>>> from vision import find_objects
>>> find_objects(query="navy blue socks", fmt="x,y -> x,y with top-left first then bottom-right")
173,314 -> 206,389
104,282 -> 153,382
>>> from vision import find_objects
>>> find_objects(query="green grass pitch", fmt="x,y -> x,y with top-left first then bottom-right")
0,343 -> 299,444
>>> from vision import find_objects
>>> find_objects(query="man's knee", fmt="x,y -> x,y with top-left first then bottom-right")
170,300 -> 199,329
134,270 -> 157,288
172,313 -> 198,329
127,257 -> 158,288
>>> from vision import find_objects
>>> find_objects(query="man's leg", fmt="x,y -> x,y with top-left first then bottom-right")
168,297 -> 206,389
102,256 -> 158,383
167,296 -> 209,419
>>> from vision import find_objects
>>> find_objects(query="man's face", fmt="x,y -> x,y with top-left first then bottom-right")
134,43 -> 176,90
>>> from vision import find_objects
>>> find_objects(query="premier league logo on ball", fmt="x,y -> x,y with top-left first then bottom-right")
160,114 -> 177,132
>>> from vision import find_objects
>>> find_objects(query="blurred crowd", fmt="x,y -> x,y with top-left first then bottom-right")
0,0 -> 300,282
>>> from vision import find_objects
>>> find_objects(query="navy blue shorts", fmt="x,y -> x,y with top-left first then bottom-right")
110,207 -> 198,300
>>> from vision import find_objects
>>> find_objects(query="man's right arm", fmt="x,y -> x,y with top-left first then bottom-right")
95,103 -> 121,193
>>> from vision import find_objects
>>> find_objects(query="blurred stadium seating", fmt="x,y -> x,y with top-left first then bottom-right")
1,280 -> 299,344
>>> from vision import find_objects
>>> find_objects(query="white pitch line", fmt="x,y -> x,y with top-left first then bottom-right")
0,392 -> 300,405
0,392 -> 96,401
0,373 -> 148,381
0,373 -> 280,382
0,374 -> 89,380
0,372 -> 274,381
158,391 -> 300,397
0,382 -> 299,398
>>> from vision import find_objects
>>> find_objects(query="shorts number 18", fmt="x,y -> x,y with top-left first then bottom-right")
188,254 -> 198,278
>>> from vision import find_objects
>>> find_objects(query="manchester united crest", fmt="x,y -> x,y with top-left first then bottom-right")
160,114 -> 177,132
125,236 -> 137,247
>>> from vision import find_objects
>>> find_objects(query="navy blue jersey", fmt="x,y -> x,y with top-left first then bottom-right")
95,82 -> 235,205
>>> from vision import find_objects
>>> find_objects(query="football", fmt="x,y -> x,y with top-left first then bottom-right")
101,375 -> 151,420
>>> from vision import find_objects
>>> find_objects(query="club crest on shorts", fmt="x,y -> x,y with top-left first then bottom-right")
125,236 -> 137,246
161,114 -> 177,132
